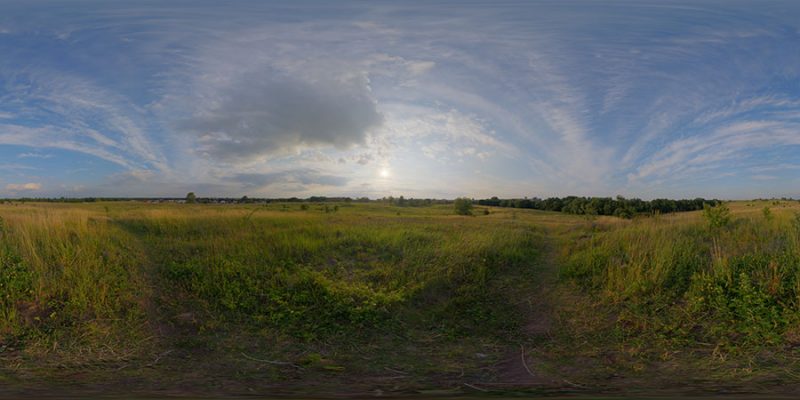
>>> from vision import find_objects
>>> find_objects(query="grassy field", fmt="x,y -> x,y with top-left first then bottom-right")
2,200 -> 800,396
562,200 -> 800,346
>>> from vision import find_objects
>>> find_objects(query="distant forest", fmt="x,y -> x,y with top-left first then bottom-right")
475,196 -> 721,218
0,195 -> 728,219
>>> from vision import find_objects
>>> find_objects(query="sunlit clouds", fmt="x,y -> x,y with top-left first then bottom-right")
1,1 -> 799,198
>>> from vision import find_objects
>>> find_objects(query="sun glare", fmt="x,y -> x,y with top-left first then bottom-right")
379,167 -> 390,178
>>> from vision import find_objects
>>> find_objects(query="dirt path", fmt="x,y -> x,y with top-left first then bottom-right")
490,232 -> 570,390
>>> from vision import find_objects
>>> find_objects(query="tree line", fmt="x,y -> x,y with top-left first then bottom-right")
475,196 -> 722,218
0,195 -> 741,219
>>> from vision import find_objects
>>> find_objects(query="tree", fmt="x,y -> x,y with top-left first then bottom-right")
454,197 -> 473,216
185,192 -> 196,204
614,206 -> 633,219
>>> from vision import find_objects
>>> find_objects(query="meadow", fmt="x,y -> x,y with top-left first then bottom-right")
2,199 -> 800,396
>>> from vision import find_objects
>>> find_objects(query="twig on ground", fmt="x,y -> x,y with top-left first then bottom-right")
474,381 -> 548,386
240,352 -> 304,369
520,344 -> 536,378
563,378 -> 589,389
463,383 -> 488,392
384,367 -> 408,375
151,349 -> 174,365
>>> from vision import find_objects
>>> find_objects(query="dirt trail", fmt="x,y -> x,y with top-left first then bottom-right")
493,231 -> 577,391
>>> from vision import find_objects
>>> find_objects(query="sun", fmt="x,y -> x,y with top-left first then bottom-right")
379,167 -> 390,178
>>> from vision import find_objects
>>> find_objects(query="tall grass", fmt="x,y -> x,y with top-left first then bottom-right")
561,202 -> 800,347
0,205 -> 149,360
0,202 -> 542,359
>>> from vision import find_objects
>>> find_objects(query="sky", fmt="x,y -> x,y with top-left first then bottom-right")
1,0 -> 800,199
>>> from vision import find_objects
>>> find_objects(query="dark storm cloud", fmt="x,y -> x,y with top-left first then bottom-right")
181,71 -> 383,162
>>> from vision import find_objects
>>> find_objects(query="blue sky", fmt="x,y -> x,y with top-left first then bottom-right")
1,1 -> 800,199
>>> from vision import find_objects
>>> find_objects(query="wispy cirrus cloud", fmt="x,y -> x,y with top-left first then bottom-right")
0,69 -> 168,173
17,152 -> 52,159
0,163 -> 37,171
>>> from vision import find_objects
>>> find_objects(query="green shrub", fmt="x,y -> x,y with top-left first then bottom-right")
687,267 -> 786,345
454,198 -> 473,216
562,210 -> 800,347
0,248 -> 34,335
793,212 -> 800,233
0,251 -> 33,308
703,203 -> 731,231
164,258 -> 393,337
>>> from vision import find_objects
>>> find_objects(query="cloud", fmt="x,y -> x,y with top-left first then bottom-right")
751,163 -> 800,173
5,182 -> 42,191
407,61 -> 435,75
0,163 -> 38,171
354,153 -> 374,165
629,116 -> 800,184
18,152 -> 53,159
179,70 -> 383,163
3,2 -> 800,199
752,174 -> 778,181
0,70 -> 167,172
230,169 -> 349,188
380,105 -> 516,160
0,124 -> 140,169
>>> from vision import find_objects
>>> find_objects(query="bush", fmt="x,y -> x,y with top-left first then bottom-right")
0,251 -> 33,310
793,212 -> 800,232
703,203 -> 731,231
454,198 -> 473,216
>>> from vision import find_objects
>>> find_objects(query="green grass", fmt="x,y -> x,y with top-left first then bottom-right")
560,201 -> 800,349
111,204 -> 540,337
4,199 -> 800,395
0,202 -> 544,384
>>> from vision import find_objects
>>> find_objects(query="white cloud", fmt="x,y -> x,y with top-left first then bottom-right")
3,2 -> 800,198
379,105 -> 516,162
629,119 -> 800,183
0,124 -> 140,170
0,70 -> 168,172
752,174 -> 778,181
0,163 -> 38,171
6,183 -> 42,191
407,61 -> 435,75
18,152 -> 53,159
751,163 -> 800,173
